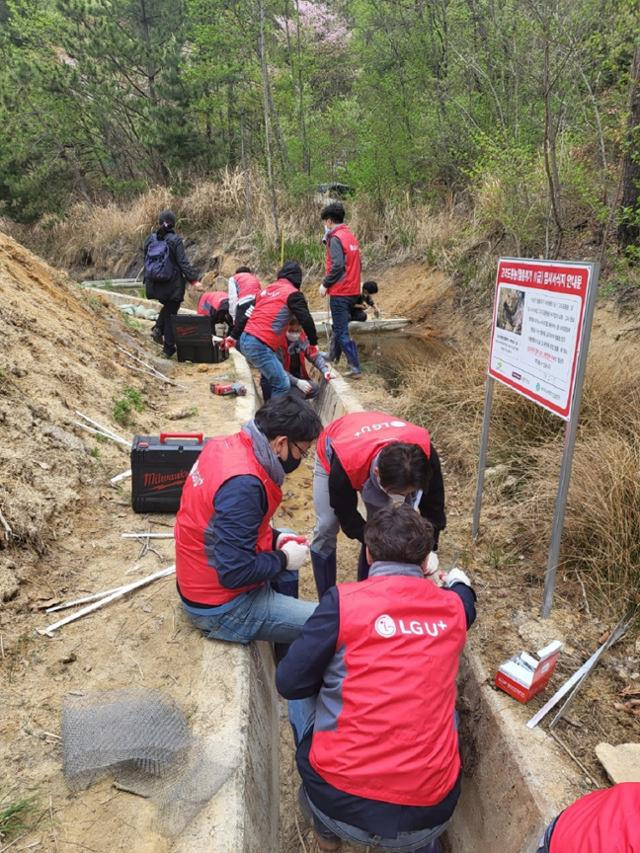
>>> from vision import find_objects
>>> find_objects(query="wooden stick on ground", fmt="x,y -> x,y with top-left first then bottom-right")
110,469 -> 132,484
38,566 -> 175,635
121,532 -> 173,539
74,411 -> 130,444
73,422 -> 131,448
0,508 -> 13,541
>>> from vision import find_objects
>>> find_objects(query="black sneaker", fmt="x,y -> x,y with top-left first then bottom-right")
151,328 -> 163,344
162,346 -> 176,359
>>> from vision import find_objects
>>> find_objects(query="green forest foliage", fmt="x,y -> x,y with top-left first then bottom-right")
0,0 -> 638,254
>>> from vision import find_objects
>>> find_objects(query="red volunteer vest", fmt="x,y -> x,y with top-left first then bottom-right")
244,279 -> 298,350
174,431 -> 282,605
234,272 -> 262,301
550,783 -> 640,853
325,224 -> 361,297
281,332 -> 311,380
317,411 -> 431,490
310,574 -> 466,805
197,290 -> 227,315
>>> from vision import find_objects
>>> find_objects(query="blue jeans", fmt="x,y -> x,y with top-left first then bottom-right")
239,332 -> 291,397
288,697 -> 451,851
330,296 -> 361,372
185,585 -> 316,644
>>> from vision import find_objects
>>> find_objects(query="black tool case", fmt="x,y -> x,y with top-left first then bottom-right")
131,433 -> 207,513
170,315 -> 228,363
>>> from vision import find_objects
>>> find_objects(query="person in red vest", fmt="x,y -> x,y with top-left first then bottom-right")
261,320 -> 333,401
233,261 -> 319,398
310,410 -> 446,597
319,202 -> 363,379
536,783 -> 640,853
227,266 -> 263,340
196,289 -> 232,333
175,393 -> 323,644
277,504 -> 476,853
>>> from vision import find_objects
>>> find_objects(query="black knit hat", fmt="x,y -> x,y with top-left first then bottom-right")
158,210 -> 176,228
277,260 -> 303,288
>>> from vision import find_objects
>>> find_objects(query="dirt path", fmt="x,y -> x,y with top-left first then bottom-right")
1,330 -> 249,851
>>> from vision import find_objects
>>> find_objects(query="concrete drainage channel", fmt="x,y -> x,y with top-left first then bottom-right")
94,287 -> 580,852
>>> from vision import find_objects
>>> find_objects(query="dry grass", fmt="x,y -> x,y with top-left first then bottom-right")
397,333 -> 640,608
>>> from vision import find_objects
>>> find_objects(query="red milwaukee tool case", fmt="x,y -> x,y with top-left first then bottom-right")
170,315 -> 228,363
131,433 -> 208,513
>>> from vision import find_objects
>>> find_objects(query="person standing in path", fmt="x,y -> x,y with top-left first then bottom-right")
144,210 -> 201,358
319,202 -> 362,379
227,266 -> 263,343
277,504 -> 476,853
234,261 -> 319,398
310,410 -> 446,598
175,394 -> 323,645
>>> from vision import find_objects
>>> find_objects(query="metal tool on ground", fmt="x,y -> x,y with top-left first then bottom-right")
210,382 -> 247,397
526,611 -> 633,729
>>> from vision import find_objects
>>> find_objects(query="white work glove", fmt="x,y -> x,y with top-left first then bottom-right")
319,284 -> 328,297
425,551 -> 439,576
295,378 -> 313,396
281,540 -> 309,571
444,567 -> 472,588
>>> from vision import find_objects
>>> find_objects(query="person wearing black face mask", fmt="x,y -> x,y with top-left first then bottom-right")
175,394 -> 323,645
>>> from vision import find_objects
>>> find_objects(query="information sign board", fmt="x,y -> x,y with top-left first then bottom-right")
488,258 -> 594,420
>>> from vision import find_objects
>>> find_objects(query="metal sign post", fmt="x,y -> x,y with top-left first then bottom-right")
473,258 -> 599,617
472,377 -> 494,540
541,262 -> 599,616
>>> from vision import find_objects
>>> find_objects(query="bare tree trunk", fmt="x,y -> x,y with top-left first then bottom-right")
258,0 -> 280,248
618,45 -> 640,249
542,35 -> 563,256
240,112 -> 253,232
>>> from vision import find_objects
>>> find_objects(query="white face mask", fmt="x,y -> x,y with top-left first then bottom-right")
286,331 -> 301,342
386,492 -> 406,505
323,225 -> 331,236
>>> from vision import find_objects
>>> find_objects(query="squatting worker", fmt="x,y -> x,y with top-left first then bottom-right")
277,504 -> 476,853
144,210 -> 201,359
230,260 -> 319,398
175,394 -> 323,644
310,410 -> 446,597
261,319 -> 332,402
319,202 -> 363,379
536,783 -> 640,853
227,266 -> 262,341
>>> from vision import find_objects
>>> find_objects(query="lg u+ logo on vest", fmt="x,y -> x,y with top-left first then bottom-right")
354,420 -> 407,438
374,614 -> 448,639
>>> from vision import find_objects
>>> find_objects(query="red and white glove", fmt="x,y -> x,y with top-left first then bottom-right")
306,344 -> 319,359
190,280 -> 203,291
319,284 -> 328,297
294,378 -> 314,396
220,336 -> 236,350
276,532 -> 309,549
324,371 -> 333,382
444,567 -> 472,588
281,540 -> 309,571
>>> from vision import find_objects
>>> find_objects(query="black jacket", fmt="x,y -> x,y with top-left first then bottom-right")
143,229 -> 200,303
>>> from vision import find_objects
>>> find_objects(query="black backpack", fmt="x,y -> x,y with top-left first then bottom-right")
144,234 -> 176,282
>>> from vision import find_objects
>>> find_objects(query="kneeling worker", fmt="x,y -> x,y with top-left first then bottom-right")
311,410 -> 446,597
196,289 -> 232,334
261,320 -> 332,402
175,394 -> 323,644
277,504 -> 476,853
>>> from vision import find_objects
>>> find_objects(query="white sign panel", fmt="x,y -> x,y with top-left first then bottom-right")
488,258 -> 595,420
